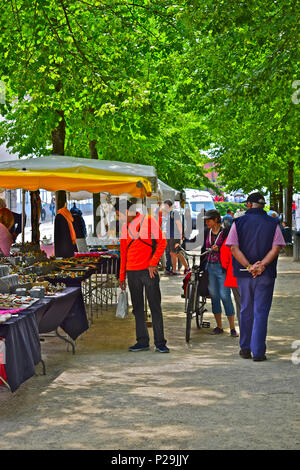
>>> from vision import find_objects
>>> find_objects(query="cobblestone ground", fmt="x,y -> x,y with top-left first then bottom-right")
0,256 -> 299,450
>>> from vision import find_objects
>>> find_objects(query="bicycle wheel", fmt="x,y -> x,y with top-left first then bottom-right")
196,297 -> 207,328
186,282 -> 196,342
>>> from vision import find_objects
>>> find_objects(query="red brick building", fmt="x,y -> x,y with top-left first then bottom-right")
204,162 -> 219,183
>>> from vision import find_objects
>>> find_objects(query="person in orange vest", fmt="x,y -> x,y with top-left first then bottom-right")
115,200 -> 169,353
54,204 -> 77,258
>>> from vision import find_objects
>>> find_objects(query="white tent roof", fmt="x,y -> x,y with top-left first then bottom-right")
158,179 -> 182,202
0,154 -> 156,177
0,154 -> 157,197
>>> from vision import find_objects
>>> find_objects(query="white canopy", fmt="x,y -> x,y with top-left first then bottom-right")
0,154 -> 156,178
0,154 -> 157,197
158,179 -> 183,202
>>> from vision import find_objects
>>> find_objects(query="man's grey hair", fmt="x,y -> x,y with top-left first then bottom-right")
251,202 -> 264,209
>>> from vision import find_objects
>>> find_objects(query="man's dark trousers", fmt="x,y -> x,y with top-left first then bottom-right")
237,276 -> 275,358
127,269 -> 166,347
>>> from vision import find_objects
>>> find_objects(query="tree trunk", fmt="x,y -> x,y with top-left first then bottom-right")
270,182 -> 281,213
278,182 -> 283,216
52,110 -> 66,212
56,190 -> 67,211
29,108 -> 66,247
30,190 -> 41,246
274,186 -> 279,213
287,161 -> 294,229
51,110 -> 65,155
89,140 -> 101,236
269,187 -> 277,212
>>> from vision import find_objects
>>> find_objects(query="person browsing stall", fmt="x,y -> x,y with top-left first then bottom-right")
54,204 -> 77,258
115,201 -> 169,353
0,208 -> 14,256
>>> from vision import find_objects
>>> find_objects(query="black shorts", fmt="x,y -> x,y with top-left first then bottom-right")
167,238 -> 181,253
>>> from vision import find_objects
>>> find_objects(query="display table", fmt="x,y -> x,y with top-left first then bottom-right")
49,256 -> 120,319
0,305 -> 42,392
45,269 -> 95,288
0,287 -> 89,392
36,287 -> 89,341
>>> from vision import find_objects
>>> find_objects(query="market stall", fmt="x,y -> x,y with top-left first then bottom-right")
0,155 -> 155,390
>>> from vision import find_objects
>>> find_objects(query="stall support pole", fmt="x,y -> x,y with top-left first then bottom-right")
21,189 -> 26,246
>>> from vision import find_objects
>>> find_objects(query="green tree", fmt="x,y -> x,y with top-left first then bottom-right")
0,0 -> 211,193
175,0 -> 300,223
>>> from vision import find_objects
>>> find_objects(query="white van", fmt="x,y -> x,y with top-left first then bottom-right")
183,189 -> 216,237
184,188 -> 215,219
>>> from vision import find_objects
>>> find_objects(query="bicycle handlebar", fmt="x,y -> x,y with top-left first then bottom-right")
175,244 -> 212,258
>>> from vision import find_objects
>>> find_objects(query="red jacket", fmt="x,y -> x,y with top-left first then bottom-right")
119,213 -> 167,282
220,237 -> 238,288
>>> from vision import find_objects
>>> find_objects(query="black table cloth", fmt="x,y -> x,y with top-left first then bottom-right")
0,305 -> 42,392
37,287 -> 89,340
0,287 -> 89,392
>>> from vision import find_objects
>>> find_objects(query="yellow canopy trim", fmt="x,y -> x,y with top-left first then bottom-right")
0,169 -> 152,198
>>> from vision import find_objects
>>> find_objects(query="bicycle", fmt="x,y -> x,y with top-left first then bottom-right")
176,245 -> 212,343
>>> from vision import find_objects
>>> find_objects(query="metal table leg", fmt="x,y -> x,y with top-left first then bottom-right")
55,328 -> 76,355
0,374 -> 11,391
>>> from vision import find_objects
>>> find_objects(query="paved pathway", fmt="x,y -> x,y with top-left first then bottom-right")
0,256 -> 299,450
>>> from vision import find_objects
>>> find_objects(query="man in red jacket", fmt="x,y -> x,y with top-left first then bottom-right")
115,200 -> 169,353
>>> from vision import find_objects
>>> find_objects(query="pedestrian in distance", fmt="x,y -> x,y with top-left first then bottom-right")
162,200 -> 189,275
234,208 -> 245,218
41,202 -> 46,222
49,197 -> 56,223
115,200 -> 169,353
222,209 -> 234,229
226,192 -> 286,361
203,209 -> 238,337
267,205 -> 278,218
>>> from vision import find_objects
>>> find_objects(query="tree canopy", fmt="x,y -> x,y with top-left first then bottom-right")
0,0 -> 299,203
0,0 -> 211,190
